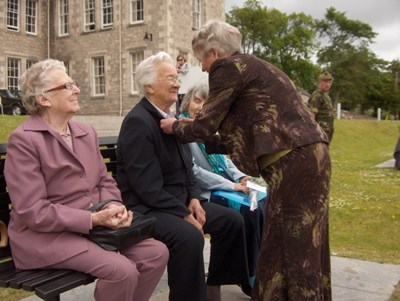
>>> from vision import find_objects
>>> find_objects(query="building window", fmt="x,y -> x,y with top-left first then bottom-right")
26,60 -> 37,70
59,0 -> 69,36
130,51 -> 144,93
102,0 -> 113,28
130,0 -> 143,23
26,0 -> 38,34
92,57 -> 105,95
8,58 -> 21,90
84,0 -> 95,32
193,0 -> 201,29
7,0 -> 19,31
64,61 -> 70,75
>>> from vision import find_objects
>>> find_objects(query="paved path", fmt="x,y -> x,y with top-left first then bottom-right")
21,238 -> 400,301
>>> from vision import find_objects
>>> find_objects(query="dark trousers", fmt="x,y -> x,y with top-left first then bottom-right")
210,194 -> 266,283
149,201 -> 248,301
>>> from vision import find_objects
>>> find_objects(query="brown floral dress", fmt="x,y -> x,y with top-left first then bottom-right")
173,53 -> 332,300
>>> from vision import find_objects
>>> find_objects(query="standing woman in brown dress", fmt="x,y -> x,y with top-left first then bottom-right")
161,20 -> 332,301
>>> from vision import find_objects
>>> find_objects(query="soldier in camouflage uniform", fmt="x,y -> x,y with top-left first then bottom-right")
308,71 -> 335,142
161,20 -> 332,301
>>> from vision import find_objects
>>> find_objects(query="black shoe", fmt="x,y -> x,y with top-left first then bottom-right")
239,282 -> 253,297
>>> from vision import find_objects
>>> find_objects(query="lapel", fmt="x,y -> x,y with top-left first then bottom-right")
22,115 -> 89,166
140,97 -> 191,171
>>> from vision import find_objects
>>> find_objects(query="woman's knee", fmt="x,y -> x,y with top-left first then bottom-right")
100,256 -> 139,283
172,226 -> 204,253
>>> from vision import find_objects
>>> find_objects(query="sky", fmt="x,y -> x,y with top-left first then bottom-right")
225,0 -> 400,62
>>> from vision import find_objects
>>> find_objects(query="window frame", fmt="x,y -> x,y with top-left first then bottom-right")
193,0 -> 202,30
130,51 -> 144,94
7,57 -> 21,90
58,0 -> 69,36
26,0 -> 38,34
92,57 -> 106,96
26,59 -> 37,70
84,0 -> 96,32
130,0 -> 144,24
7,0 -> 19,31
101,0 -> 113,29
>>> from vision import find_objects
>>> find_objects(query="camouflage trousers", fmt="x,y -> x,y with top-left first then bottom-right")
253,143 -> 332,301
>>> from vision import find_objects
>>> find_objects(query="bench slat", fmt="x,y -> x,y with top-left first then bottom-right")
0,270 -> 38,286
9,269 -> 62,289
35,272 -> 96,300
22,270 -> 82,291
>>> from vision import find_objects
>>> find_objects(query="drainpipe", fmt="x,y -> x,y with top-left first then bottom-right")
47,1 -> 50,58
118,0 -> 123,116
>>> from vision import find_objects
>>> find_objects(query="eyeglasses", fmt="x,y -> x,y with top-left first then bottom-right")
158,77 -> 181,85
43,82 -> 79,93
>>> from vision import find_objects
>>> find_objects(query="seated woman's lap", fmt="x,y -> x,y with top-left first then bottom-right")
46,239 -> 143,281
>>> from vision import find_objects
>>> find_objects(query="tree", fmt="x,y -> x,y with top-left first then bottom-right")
226,0 -> 319,91
315,7 -> 379,110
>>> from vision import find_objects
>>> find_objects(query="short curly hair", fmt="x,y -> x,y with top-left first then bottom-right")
19,59 -> 66,115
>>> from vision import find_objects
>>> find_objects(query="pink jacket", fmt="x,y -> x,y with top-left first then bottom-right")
4,115 -> 122,269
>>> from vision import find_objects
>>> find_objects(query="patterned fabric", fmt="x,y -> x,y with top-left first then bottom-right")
173,53 -> 329,177
308,88 -> 334,141
172,53 -> 332,300
254,143 -> 332,300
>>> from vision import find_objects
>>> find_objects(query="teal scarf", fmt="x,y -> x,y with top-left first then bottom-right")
180,113 -> 232,180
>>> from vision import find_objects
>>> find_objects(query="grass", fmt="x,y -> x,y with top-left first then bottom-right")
0,115 -> 399,300
329,120 -> 400,264
0,115 -> 28,143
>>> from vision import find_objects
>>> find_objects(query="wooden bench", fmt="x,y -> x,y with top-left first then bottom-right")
0,136 -> 118,301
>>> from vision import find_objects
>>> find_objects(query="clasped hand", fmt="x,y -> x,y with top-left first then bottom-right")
184,199 -> 206,235
91,204 -> 133,229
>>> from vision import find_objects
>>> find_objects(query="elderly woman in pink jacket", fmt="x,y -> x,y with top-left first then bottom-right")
4,59 -> 168,301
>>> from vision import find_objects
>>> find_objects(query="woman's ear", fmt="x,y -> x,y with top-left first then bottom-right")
144,84 -> 154,95
37,94 -> 51,107
210,48 -> 219,59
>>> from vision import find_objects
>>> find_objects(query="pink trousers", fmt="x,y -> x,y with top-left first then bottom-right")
48,238 -> 169,301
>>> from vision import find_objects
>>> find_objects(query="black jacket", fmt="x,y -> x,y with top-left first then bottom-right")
116,97 -> 204,216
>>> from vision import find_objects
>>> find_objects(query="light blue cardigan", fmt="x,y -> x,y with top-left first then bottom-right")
188,142 -> 247,200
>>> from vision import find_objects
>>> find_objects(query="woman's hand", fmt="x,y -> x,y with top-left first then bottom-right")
184,214 -> 204,235
239,176 -> 252,186
188,198 -> 206,226
160,118 -> 193,134
91,205 -> 133,229
234,183 -> 249,194
160,118 -> 177,134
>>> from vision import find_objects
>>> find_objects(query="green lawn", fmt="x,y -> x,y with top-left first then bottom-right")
0,115 -> 399,300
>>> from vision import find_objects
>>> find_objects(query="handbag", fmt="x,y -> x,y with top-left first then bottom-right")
85,200 -> 156,251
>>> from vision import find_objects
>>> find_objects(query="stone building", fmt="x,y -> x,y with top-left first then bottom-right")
0,0 -> 224,115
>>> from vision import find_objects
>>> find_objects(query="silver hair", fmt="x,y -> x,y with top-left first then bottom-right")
192,20 -> 242,59
135,51 -> 175,97
19,59 -> 66,115
180,82 -> 209,115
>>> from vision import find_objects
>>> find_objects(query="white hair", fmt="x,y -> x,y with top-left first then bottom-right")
135,51 -> 174,97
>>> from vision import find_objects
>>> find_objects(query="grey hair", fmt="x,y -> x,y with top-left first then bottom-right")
19,59 -> 66,115
192,20 -> 242,59
180,82 -> 209,115
135,51 -> 175,97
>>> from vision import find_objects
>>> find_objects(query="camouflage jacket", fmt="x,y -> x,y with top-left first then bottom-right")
308,88 -> 334,140
173,53 -> 328,176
